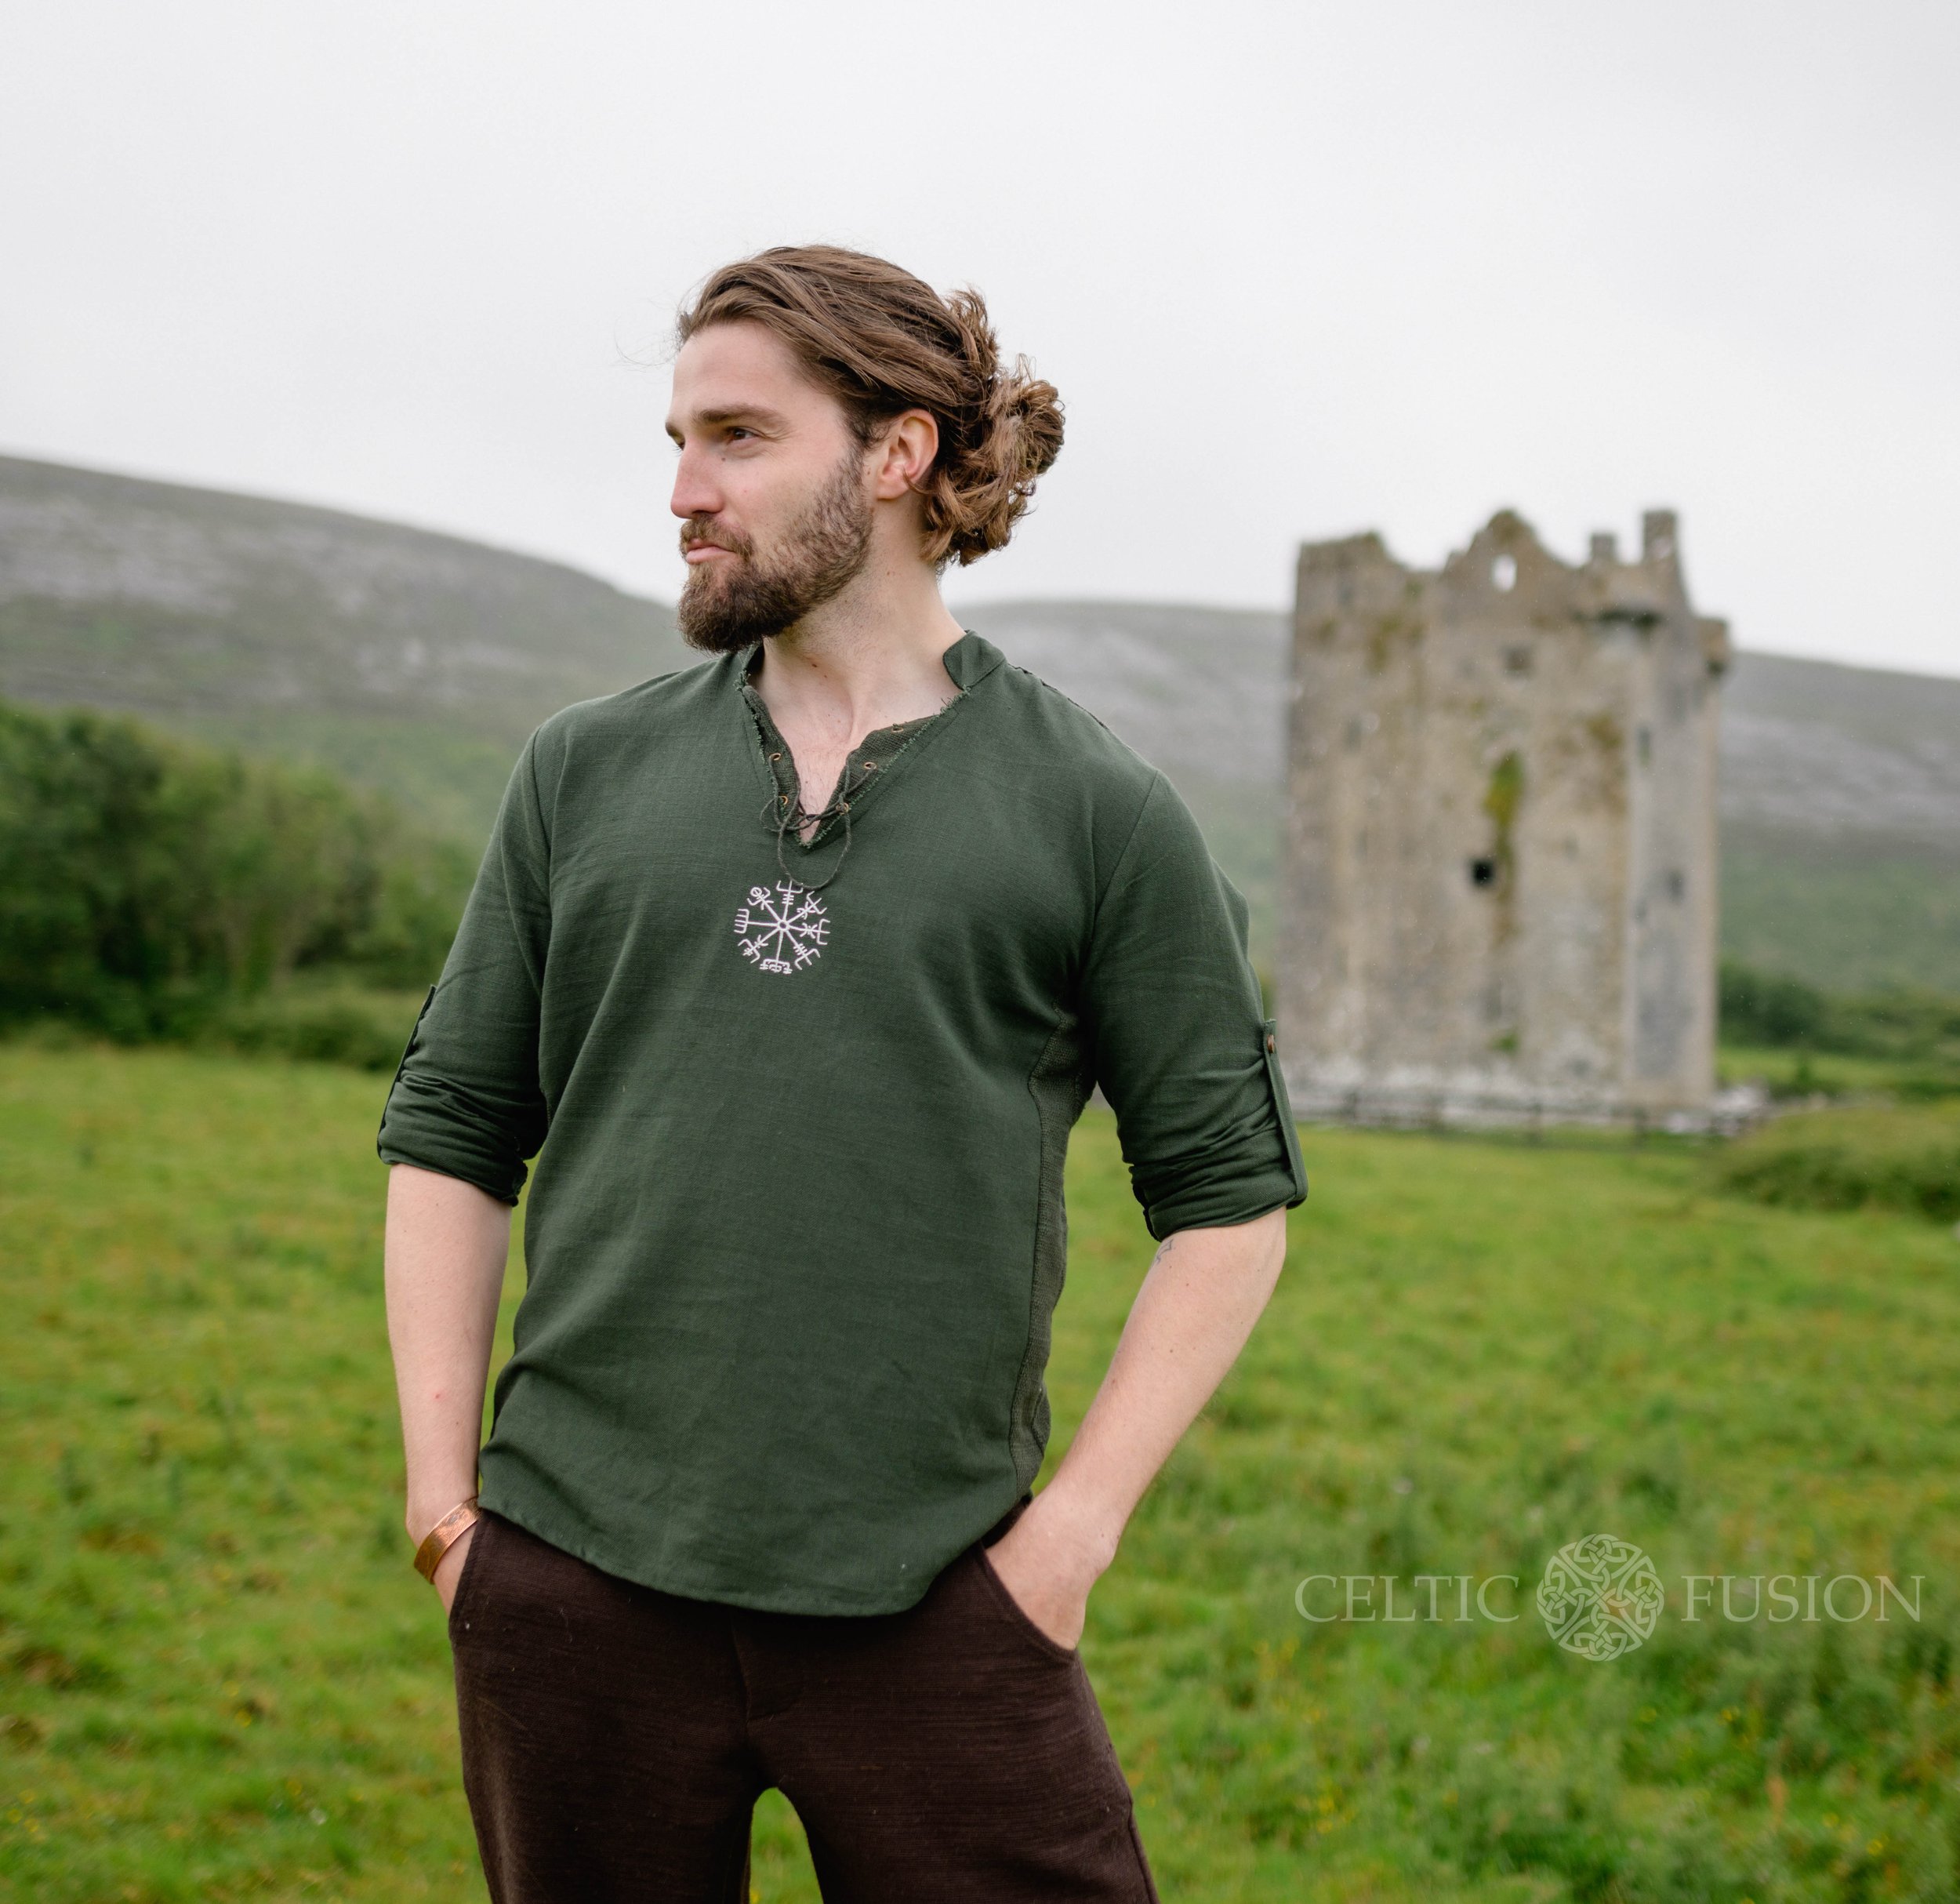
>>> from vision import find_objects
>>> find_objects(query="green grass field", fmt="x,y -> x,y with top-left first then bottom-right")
3,1044 -> 1958,1902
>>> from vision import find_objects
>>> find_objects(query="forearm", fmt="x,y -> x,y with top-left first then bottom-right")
383,1162 -> 513,1538
1042,1205 -> 1288,1565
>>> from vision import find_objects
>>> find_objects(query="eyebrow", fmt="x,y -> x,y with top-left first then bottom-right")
668,405 -> 789,439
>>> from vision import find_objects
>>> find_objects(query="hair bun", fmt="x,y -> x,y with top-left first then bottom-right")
997,360 -> 1065,484
934,292 -> 1065,565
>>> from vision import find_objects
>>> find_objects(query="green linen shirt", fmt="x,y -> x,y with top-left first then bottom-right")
376,629 -> 1307,1615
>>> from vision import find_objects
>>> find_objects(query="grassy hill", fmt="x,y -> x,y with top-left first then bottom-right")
0,454 -> 688,841
3,453 -> 1954,992
1713,653 -> 1960,995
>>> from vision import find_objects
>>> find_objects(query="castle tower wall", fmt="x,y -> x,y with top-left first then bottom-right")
1278,509 -> 1727,1122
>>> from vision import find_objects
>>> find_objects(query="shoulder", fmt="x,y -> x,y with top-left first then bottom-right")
967,653 -> 1163,809
525,652 -> 735,781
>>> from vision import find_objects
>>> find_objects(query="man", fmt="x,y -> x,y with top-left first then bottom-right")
379,244 -> 1307,1903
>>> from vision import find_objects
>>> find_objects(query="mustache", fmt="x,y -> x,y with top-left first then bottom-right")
679,515 -> 754,561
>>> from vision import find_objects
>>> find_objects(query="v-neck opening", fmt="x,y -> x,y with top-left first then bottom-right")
734,632 -> 1003,854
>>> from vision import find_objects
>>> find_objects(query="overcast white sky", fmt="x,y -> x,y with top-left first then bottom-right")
2,1 -> 1955,676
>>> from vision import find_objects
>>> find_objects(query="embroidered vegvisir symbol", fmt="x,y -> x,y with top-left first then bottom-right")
1535,1534 -> 1664,1661
734,879 -> 829,975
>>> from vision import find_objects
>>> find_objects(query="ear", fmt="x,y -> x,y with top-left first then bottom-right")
869,409 -> 939,501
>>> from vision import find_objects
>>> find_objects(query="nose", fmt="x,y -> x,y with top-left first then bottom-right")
670,444 -> 724,523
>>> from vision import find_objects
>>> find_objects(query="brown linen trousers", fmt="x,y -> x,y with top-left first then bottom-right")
448,1506 -> 1161,1902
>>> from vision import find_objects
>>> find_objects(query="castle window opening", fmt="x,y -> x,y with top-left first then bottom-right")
1469,857 -> 1498,888
1504,645 -> 1534,676
1492,554 -> 1518,591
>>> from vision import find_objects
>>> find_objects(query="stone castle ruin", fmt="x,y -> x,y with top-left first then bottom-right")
1276,509 -> 1731,1125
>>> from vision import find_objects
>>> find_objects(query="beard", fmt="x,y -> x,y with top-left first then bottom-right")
677,447 -> 874,654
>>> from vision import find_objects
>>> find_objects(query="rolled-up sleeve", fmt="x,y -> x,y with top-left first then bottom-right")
376,734 -> 552,1203
1082,772 -> 1308,1241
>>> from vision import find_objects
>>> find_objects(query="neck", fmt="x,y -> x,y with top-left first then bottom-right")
751,550 -> 967,741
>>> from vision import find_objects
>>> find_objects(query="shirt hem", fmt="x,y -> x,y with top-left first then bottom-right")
476,1472 -> 1015,1618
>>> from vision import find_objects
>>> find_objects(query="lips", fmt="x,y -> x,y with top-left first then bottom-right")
680,520 -> 751,564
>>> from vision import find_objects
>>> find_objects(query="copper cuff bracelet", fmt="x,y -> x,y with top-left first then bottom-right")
412,1497 -> 481,1583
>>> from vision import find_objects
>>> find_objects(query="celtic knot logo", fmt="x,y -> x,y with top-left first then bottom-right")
734,878 -> 829,975
1536,1534 -> 1664,1660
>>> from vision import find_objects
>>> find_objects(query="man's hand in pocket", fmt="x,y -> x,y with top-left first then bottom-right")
982,1494 -> 1115,1651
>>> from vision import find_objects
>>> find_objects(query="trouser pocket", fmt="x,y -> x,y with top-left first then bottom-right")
971,1541 -> 1082,1666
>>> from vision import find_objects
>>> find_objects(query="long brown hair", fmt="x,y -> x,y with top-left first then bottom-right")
676,245 -> 1065,568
